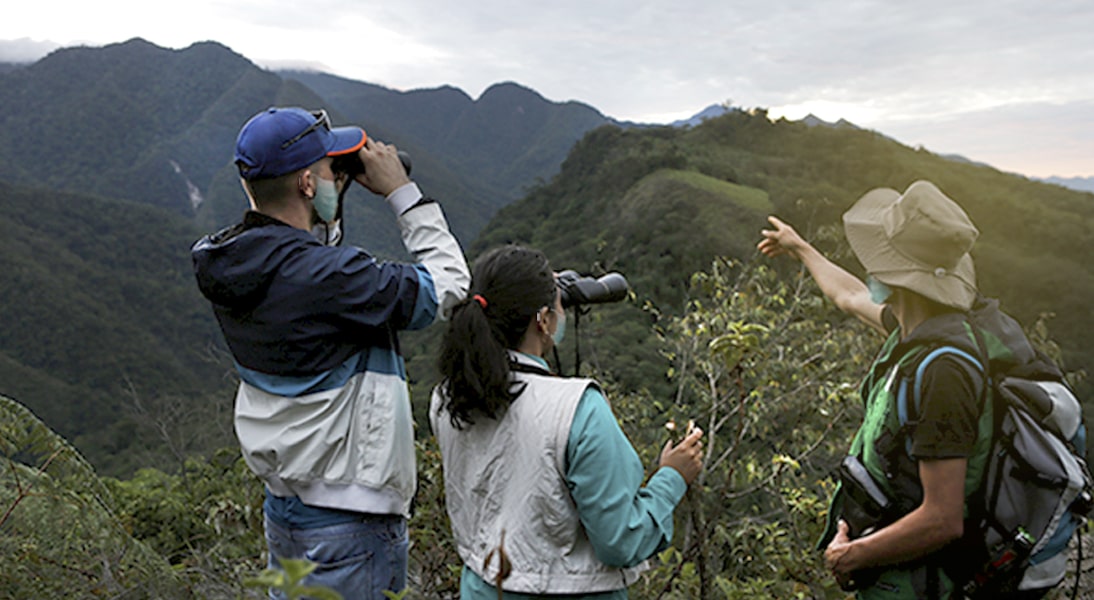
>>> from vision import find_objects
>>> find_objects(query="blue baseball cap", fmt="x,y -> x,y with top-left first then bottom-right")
234,107 -> 367,180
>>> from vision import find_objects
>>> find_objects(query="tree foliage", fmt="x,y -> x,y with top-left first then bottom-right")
4,254 -> 1090,597
476,109 -> 1093,409
599,257 -> 877,598
0,394 -> 189,598
104,449 -> 266,598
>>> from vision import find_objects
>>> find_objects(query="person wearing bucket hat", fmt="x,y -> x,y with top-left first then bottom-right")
842,181 -> 980,313
191,107 -> 470,599
760,180 -> 1039,598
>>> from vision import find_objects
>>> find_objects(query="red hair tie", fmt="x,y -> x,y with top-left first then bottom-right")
472,294 -> 488,309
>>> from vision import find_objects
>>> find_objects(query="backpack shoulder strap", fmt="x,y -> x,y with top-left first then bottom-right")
913,346 -> 984,419
897,346 -> 985,427
896,346 -> 986,457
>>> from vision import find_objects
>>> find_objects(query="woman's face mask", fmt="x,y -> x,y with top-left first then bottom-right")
552,310 -> 566,345
867,275 -> 893,305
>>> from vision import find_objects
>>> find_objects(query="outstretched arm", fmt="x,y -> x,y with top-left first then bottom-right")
758,216 -> 885,334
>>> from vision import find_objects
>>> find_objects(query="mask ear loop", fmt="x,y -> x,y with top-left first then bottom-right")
240,178 -> 259,210
328,174 -> 353,247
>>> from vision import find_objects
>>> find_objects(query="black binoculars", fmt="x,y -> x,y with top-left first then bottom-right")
332,150 -> 413,178
556,270 -> 629,308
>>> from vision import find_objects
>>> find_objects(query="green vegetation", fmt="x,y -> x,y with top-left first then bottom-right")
604,259 -> 874,598
473,111 -> 1093,402
0,181 -> 235,475
6,260 -> 1085,597
245,559 -> 344,600
0,395 -> 190,598
2,40 -> 1092,599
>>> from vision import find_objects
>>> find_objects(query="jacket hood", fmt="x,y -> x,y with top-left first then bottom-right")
191,215 -> 314,310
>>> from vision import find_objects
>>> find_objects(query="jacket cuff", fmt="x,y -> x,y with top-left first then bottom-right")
386,182 -> 423,216
651,466 -> 689,504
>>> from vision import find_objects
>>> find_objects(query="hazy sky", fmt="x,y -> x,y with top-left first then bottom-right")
2,0 -> 1092,178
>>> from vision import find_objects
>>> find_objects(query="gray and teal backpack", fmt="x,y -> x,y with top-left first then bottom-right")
901,335 -> 1092,598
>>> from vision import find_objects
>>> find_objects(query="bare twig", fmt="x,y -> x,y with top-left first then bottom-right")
0,448 -> 64,529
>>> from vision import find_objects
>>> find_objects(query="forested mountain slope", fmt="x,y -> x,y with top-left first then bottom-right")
469,111 -> 1093,400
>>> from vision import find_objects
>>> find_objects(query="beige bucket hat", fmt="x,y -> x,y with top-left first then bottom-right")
843,180 -> 979,310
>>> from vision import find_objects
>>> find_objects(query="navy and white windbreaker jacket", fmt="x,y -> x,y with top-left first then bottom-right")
191,186 -> 469,516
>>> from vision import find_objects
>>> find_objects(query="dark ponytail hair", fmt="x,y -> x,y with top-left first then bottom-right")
437,245 -> 557,429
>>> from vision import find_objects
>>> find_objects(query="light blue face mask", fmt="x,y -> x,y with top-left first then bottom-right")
867,275 -> 893,305
552,311 -> 566,345
312,176 -> 340,223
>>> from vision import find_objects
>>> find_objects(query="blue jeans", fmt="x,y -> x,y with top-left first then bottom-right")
264,514 -> 408,600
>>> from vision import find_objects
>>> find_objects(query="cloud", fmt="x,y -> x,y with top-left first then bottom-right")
876,99 -> 1094,178
0,38 -> 61,62
1,0 -> 1091,175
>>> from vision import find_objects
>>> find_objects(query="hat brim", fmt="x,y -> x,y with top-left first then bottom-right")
843,187 -> 977,310
327,126 -> 367,157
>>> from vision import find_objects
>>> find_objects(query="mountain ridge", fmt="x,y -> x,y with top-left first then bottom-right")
1,38 -> 1091,476
466,107 -> 1094,407
3,36 -> 1090,190
0,39 -> 628,471
1040,175 -> 1094,194
0,38 -> 619,250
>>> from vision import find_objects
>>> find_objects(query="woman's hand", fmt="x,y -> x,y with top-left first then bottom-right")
659,427 -> 704,484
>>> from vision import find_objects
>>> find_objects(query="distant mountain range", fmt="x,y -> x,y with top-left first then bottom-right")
3,41 -> 1090,195
798,113 -> 860,130
1,38 -> 1090,476
0,38 -> 621,471
1041,175 -> 1094,194
670,104 -> 735,127
0,38 -> 626,253
670,105 -> 861,131
668,105 -> 1094,196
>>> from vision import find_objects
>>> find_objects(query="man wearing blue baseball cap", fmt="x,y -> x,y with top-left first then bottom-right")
191,107 -> 470,599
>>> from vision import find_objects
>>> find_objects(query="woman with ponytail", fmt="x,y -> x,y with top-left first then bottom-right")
430,244 -> 704,599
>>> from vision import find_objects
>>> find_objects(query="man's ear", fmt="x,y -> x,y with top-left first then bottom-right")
297,169 -> 316,199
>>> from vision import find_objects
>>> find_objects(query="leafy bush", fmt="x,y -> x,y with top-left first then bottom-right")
104,448 -> 266,598
604,258 -> 875,598
0,395 -> 189,598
